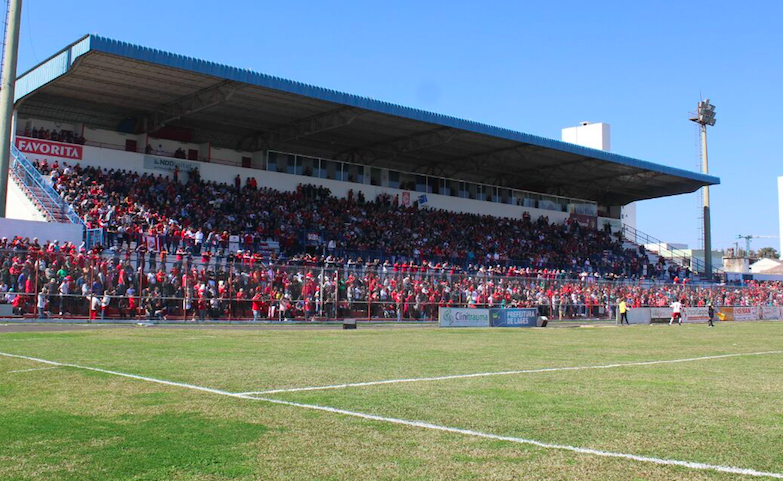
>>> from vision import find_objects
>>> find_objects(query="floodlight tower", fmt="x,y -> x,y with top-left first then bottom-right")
690,99 -> 716,278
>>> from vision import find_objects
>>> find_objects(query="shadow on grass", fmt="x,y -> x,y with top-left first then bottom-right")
0,410 -> 267,481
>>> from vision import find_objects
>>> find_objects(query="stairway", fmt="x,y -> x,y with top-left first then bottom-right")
620,224 -> 722,281
10,169 -> 70,222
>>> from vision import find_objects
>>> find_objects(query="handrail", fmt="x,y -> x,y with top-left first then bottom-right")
621,223 -> 723,277
10,144 -> 85,226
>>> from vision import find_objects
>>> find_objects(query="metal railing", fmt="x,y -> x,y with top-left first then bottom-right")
9,145 -> 105,248
10,144 -> 83,224
621,223 -> 723,279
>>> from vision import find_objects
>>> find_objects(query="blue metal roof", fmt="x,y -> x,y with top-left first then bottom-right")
15,34 -> 719,187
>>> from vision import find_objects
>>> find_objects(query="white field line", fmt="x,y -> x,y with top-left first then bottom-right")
236,350 -> 783,396
7,366 -> 60,374
1,351 -> 783,479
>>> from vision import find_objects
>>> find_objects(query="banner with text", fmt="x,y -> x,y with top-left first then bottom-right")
16,137 -> 83,160
490,308 -> 538,327
682,307 -> 710,323
650,307 -> 673,319
143,155 -> 199,175
761,306 -> 781,320
439,308 -> 490,327
733,306 -> 759,321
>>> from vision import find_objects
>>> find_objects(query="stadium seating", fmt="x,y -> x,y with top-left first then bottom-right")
1,238 -> 781,321
43,160 -> 658,277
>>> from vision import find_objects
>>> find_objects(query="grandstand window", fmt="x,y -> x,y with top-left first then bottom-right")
497,187 -> 512,204
430,177 -> 445,195
445,179 -> 459,197
415,175 -> 428,193
267,151 -> 278,172
321,159 -> 340,180
521,194 -> 538,208
299,156 -> 317,177
344,163 -> 364,183
388,170 -> 400,189
370,167 -> 382,186
458,182 -> 470,199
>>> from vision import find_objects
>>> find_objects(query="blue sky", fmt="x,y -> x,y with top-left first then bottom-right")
10,0 -> 783,253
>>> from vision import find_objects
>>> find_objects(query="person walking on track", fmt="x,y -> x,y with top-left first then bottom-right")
618,298 -> 629,325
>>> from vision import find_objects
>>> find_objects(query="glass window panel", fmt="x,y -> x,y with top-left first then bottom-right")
299,156 -> 317,177
371,167 -> 382,186
388,170 -> 400,189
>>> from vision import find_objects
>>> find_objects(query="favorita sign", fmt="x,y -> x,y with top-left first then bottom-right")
439,308 -> 490,327
15,137 -> 83,160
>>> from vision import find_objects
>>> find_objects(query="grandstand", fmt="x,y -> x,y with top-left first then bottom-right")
5,35 -> 718,253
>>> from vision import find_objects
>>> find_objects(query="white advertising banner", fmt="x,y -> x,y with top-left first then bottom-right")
650,307 -> 673,319
143,155 -> 199,174
760,306 -> 781,320
228,235 -> 240,253
439,308 -> 491,327
682,307 -> 709,323
626,308 -> 651,324
733,306 -> 759,321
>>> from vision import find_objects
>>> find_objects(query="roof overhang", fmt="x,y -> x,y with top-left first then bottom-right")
14,35 -> 720,206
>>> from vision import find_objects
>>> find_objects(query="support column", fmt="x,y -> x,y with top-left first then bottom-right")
0,0 -> 23,217
701,124 -> 712,279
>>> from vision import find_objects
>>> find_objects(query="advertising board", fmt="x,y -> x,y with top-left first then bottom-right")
15,137 -> 83,160
650,307 -> 672,319
682,307 -> 709,323
733,306 -> 759,321
143,155 -> 199,174
439,308 -> 490,327
761,306 -> 781,320
490,308 -> 538,327
626,308 -> 651,324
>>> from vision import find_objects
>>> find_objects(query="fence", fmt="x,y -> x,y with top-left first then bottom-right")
0,247 -> 780,322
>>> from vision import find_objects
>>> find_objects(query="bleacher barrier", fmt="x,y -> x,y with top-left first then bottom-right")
9,145 -> 104,248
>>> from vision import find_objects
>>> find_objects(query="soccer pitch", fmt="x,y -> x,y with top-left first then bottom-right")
1,322 -> 782,480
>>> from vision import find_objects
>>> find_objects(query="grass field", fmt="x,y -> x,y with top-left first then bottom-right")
1,321 -> 782,480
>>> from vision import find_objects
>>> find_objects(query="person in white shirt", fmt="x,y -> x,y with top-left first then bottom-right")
101,292 -> 111,320
670,299 -> 683,325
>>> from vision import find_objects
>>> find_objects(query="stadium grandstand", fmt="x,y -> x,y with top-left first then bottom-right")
8,34 -> 782,323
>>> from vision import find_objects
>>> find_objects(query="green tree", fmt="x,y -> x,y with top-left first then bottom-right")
757,247 -> 779,259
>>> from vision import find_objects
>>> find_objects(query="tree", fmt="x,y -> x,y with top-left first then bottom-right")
757,247 -> 780,259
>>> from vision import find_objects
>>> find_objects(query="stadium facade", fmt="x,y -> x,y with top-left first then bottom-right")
7,34 -> 718,237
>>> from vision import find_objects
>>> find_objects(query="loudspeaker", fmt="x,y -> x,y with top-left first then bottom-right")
343,319 -> 357,330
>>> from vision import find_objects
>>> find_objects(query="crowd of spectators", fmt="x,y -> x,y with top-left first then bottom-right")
38,160 -> 681,281
21,125 -> 85,145
1,237 -> 781,322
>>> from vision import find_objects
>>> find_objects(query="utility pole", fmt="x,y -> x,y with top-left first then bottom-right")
0,0 -> 23,217
690,99 -> 716,279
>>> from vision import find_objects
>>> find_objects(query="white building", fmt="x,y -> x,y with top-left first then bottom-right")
561,122 -> 636,230
778,176 -> 783,258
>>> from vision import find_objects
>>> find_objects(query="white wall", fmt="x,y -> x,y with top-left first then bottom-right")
561,122 -> 611,151
6,175 -> 48,222
0,218 -> 83,245
85,127 -> 144,151
21,145 -> 572,224
778,176 -> 783,258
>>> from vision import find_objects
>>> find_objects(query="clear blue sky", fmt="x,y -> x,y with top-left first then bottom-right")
9,0 -> 783,253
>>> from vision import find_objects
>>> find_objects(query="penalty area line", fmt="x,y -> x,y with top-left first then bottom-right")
235,350 -> 783,396
1,350 -> 782,479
